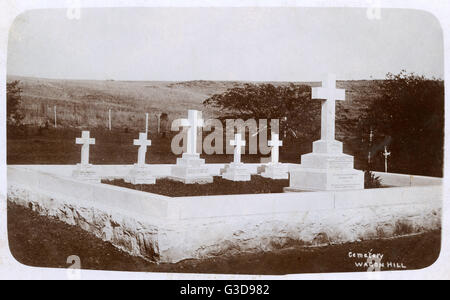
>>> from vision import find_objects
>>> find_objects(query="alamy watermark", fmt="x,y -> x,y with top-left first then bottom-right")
66,0 -> 82,20
66,255 -> 81,280
171,118 -> 280,156
366,0 -> 382,20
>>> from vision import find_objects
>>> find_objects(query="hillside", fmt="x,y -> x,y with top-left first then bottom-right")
7,76 -> 380,133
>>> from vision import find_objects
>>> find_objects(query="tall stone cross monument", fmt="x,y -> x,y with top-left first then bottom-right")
287,74 -> 364,191
181,110 -> 204,156
312,74 -> 346,153
170,110 -> 213,184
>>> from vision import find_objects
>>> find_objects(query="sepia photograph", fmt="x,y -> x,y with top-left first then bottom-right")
0,0 -> 448,283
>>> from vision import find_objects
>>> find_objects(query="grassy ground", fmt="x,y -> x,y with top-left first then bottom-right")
7,126 -> 308,165
7,127 -> 179,165
8,202 -> 441,275
9,124 -> 441,176
104,176 -> 290,197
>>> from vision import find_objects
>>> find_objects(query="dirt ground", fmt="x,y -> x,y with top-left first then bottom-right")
104,176 -> 290,197
7,202 -> 441,275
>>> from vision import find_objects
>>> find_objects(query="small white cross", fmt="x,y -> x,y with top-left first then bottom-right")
230,133 -> 246,164
312,74 -> 346,141
179,110 -> 204,155
268,133 -> 283,164
383,146 -> 391,173
76,131 -> 95,166
134,132 -> 152,166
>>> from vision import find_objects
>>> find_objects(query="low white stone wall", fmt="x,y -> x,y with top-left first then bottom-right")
373,171 -> 443,187
13,164 -> 271,179
7,165 -> 443,263
7,166 -> 173,261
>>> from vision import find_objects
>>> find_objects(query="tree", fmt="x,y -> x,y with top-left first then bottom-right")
359,71 -> 444,177
7,80 -> 24,126
203,83 -> 321,141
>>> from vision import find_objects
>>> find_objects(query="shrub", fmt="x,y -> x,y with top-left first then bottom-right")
364,171 -> 382,189
7,80 -> 24,126
394,220 -> 415,236
203,83 -> 320,141
358,71 -> 444,177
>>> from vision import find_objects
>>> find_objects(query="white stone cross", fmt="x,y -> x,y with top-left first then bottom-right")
383,146 -> 391,173
268,133 -> 283,164
134,132 -> 152,166
230,133 -> 246,164
179,110 -> 204,155
76,131 -> 95,166
312,74 -> 346,141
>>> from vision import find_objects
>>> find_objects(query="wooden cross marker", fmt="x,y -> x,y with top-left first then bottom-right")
383,146 -> 391,173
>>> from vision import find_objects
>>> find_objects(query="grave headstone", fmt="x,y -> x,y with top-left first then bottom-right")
222,133 -> 251,182
170,110 -> 213,184
261,133 -> 289,180
286,74 -> 364,191
72,131 -> 100,183
125,132 -> 156,184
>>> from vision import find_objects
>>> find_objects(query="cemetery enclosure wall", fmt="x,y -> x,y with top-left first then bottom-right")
372,171 -> 443,187
6,166 -> 443,263
7,166 -> 174,261
12,165 -> 444,187
11,164 -> 268,179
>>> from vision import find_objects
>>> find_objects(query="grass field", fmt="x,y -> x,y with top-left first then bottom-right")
7,75 -> 379,135
8,202 -> 441,275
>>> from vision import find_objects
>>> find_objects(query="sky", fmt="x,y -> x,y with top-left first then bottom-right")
7,7 -> 444,81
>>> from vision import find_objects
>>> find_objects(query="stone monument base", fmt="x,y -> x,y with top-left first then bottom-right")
170,153 -> 213,184
286,139 -> 365,192
286,167 -> 364,192
125,165 -> 156,185
261,163 -> 289,180
222,163 -> 251,182
72,164 -> 100,183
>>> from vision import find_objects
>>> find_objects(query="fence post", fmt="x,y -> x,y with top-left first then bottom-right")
157,113 -> 161,134
109,109 -> 112,131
